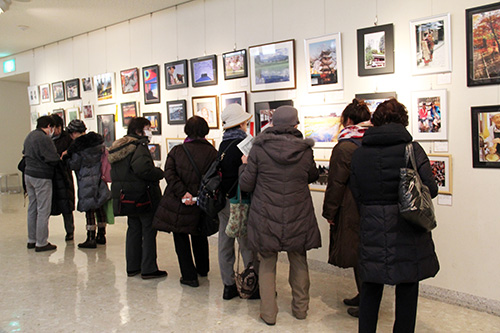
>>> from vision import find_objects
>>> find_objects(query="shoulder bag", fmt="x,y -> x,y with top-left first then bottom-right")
225,184 -> 250,238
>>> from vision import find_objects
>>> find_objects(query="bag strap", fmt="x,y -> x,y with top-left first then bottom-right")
182,144 -> 202,180
405,143 -> 418,170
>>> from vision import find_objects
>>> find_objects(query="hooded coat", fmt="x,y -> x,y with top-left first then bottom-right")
51,130 -> 75,215
239,126 -> 321,253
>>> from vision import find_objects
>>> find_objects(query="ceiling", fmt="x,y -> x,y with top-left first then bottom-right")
0,0 -> 192,58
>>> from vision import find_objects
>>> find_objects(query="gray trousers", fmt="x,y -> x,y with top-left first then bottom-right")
126,213 -> 159,274
25,174 -> 53,247
217,200 -> 253,286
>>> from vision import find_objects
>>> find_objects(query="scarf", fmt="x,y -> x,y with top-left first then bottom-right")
338,124 -> 367,141
184,137 -> 207,143
222,127 -> 248,141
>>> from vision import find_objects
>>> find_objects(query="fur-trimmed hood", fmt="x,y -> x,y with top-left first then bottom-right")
108,135 -> 147,164
67,131 -> 103,155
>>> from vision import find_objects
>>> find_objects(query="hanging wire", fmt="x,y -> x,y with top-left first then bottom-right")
104,27 -> 108,72
203,0 -> 207,55
86,33 -> 90,76
323,0 -> 326,34
374,0 -> 378,26
271,0 -> 275,40
128,20 -> 132,66
233,0 -> 237,50
150,13 -> 153,63
175,5 -> 179,60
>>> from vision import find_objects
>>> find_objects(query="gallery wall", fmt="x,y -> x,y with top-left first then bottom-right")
1,0 -> 499,309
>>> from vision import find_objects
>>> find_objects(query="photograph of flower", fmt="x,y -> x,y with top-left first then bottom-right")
412,89 -> 447,141
120,68 -> 139,94
222,49 -> 247,80
165,60 -> 188,90
304,33 -> 343,92
143,65 -> 160,104
428,154 -> 452,194
357,24 -> 394,76
301,104 -> 346,148
310,159 -> 329,192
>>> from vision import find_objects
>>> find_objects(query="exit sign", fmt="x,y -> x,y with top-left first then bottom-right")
3,59 -> 15,73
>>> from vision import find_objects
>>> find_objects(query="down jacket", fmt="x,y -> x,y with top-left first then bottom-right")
67,132 -> 111,212
51,130 -> 75,215
239,126 -> 321,253
350,123 -> 439,285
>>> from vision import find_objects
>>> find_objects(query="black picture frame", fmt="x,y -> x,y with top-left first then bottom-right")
466,3 -> 500,87
167,100 -> 187,125
471,105 -> 500,168
190,55 -> 218,87
52,108 -> 65,125
254,99 -> 294,134
357,23 -> 395,76
120,101 -> 138,127
165,60 -> 189,90
143,112 -> 162,135
355,92 -> 397,112
52,81 -> 65,103
65,79 -> 80,100
97,114 -> 116,148
148,143 -> 161,161
222,49 -> 248,80
142,64 -> 160,104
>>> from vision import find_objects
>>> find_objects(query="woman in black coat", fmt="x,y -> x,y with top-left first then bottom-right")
350,99 -> 439,333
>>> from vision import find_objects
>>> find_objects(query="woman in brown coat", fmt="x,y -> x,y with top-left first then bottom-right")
239,106 -> 321,325
322,99 -> 371,317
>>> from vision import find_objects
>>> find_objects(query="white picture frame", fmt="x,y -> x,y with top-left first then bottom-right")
411,89 -> 447,141
27,85 -> 40,106
304,33 -> 343,92
428,154 -> 452,194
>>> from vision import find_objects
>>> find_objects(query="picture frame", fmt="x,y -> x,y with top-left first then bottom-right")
428,154 -> 452,194
82,104 -> 94,119
167,100 -> 188,125
52,81 -> 65,103
190,55 -> 218,87
81,77 -> 93,92
165,60 -> 189,90
165,138 -> 184,153
143,65 -> 160,104
466,3 -> 500,86
143,112 -> 162,135
220,91 -> 248,113
121,101 -> 138,127
254,99 -> 294,134
66,107 -> 79,125
207,138 -> 216,147
52,108 -> 65,125
97,114 -> 116,148
357,23 -> 394,76
222,49 -> 248,80
120,68 -> 140,94
355,92 -> 397,113
192,96 -> 219,129
471,105 -> 500,168
310,159 -> 329,192
40,84 -> 51,103
304,33 -> 343,92
411,89 -> 447,141
410,13 -> 452,76
27,85 -> 40,105
301,103 -> 346,148
65,78 -> 80,101
94,73 -> 116,105
148,143 -> 161,161
249,39 -> 296,92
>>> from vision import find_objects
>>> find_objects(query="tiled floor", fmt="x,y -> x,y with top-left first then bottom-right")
1,193 -> 499,332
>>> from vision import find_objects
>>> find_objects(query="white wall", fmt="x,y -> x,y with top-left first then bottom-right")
0,0 -> 498,304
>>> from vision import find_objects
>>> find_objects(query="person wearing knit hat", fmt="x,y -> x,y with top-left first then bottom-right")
271,105 -> 300,128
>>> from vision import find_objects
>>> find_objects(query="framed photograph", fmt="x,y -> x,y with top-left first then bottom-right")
466,3 -> 500,86
357,23 -> 394,76
166,138 -> 184,153
40,84 -> 50,103
471,105 -> 500,168
410,13 -> 452,75
310,159 -> 329,192
94,73 -> 116,105
121,101 -> 138,127
304,33 -> 343,92
27,85 -> 40,105
143,65 -> 160,104
222,49 -> 248,80
207,138 -> 216,146
190,55 -> 218,87
192,96 -> 219,129
301,104 -> 346,148
65,79 -> 80,101
428,154 -> 452,194
66,107 -> 79,125
143,112 -> 162,135
97,114 -> 116,148
120,68 -> 140,94
220,91 -> 248,113
167,100 -> 187,125
52,109 -> 65,125
81,77 -> 93,92
165,60 -> 188,90
411,89 -> 447,141
254,99 -> 294,134
249,39 -> 296,92
148,144 -> 161,161
52,81 -> 65,103
82,104 -> 94,119
355,92 -> 397,113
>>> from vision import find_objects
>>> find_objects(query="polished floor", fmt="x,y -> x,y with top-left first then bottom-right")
1,193 -> 500,332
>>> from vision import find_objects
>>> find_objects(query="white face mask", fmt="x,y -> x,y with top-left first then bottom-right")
49,128 -> 55,137
144,129 -> 153,140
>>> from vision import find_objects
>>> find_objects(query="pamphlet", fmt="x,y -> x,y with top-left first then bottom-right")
237,135 -> 254,156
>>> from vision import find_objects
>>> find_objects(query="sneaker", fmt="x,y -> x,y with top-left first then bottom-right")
127,270 -> 141,277
223,284 -> 239,300
180,278 -> 199,287
347,307 -> 359,318
141,270 -> 168,280
343,294 -> 360,306
27,242 -> 35,249
35,243 -> 57,252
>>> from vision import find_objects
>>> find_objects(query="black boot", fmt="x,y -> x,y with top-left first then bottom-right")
78,231 -> 97,248
96,227 -> 106,245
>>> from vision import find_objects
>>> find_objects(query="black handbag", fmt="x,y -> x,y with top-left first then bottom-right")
117,187 -> 153,216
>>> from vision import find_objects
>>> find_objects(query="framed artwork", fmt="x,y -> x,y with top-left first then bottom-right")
207,138 -> 216,146
190,55 -> 218,87
52,109 -> 65,125
143,112 -> 162,135
121,101 -> 138,127
120,68 -> 140,94
52,81 -> 65,103
66,107 -> 79,125
82,104 -> 94,119
40,84 -> 50,103
411,89 -> 447,141
192,96 -> 219,129
27,85 -> 40,105
471,105 -> 500,168
165,138 -> 184,153
310,159 -> 329,192
30,111 -> 38,127
304,33 -> 343,92
148,144 -> 161,161
143,65 -> 160,104
466,3 -> 500,86
355,92 -> 397,113
220,91 -> 248,113
428,154 -> 452,194
94,73 -> 116,105
301,104 -> 346,148
97,114 -> 116,148
167,100 -> 187,125
81,77 -> 93,92
254,99 -> 294,134
165,60 -> 188,90
65,79 -> 80,101
222,49 -> 248,80
357,23 -> 394,76
410,13 -> 452,75
249,39 -> 296,92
